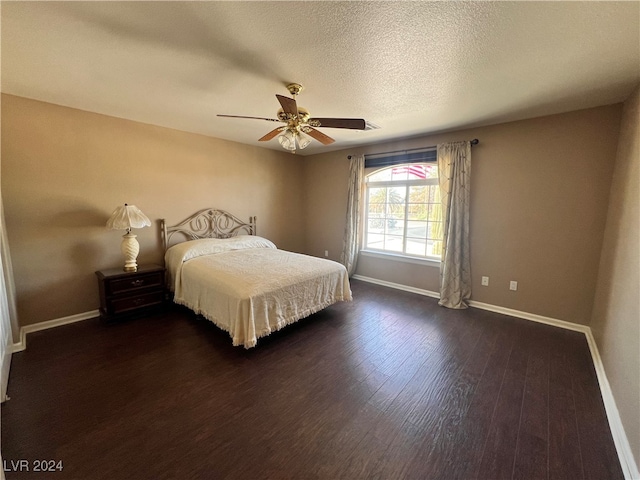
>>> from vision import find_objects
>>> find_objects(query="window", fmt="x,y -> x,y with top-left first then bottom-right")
364,163 -> 443,260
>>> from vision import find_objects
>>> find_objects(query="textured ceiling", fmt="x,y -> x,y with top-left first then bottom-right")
2,1 -> 639,155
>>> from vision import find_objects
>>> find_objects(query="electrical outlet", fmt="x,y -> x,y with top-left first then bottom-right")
510,281 -> 518,291
481,276 -> 489,286
324,250 -> 329,257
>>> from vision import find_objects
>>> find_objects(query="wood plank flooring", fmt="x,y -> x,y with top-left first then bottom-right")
1,280 -> 623,479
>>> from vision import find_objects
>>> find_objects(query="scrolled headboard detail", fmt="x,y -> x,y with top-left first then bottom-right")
161,208 -> 256,251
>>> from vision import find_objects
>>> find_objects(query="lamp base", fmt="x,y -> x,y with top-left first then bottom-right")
121,232 -> 140,272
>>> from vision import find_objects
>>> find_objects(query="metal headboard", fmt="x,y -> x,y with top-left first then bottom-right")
161,208 -> 256,251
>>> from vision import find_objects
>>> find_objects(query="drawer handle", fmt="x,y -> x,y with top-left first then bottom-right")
132,298 -> 145,306
130,279 -> 144,287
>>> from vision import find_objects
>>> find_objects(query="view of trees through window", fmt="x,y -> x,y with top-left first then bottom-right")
365,163 -> 443,259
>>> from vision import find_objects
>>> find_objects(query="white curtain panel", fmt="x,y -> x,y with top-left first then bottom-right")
437,141 -> 472,309
340,154 -> 365,276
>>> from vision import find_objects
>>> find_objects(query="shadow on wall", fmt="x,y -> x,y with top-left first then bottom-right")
18,275 -> 101,325
69,241 -> 106,271
48,206 -> 112,270
48,207 -> 107,229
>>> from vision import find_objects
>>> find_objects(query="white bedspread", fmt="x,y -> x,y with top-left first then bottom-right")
165,237 -> 352,348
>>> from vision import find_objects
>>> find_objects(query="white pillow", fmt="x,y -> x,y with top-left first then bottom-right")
165,235 -> 276,267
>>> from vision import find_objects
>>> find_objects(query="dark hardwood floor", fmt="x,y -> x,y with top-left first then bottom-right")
2,280 -> 623,480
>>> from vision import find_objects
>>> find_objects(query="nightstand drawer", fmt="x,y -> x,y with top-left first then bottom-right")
108,272 -> 164,295
96,264 -> 166,321
108,291 -> 165,315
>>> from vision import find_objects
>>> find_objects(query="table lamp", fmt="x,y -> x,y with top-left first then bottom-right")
106,204 -> 151,272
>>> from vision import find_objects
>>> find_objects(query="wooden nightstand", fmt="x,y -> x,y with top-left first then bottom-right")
96,264 -> 166,321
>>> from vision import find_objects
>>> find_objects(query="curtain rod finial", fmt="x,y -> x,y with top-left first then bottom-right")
470,139 -> 479,146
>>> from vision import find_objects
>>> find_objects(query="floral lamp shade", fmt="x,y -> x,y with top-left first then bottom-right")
107,204 -> 151,272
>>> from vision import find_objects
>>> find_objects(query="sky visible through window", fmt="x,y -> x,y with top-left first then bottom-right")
365,164 -> 442,259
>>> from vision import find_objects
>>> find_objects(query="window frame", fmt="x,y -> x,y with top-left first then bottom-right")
362,163 -> 442,263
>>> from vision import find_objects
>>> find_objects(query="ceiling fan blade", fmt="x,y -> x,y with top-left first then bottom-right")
276,94 -> 298,116
258,127 -> 285,142
308,118 -> 367,130
303,127 -> 335,145
218,114 -> 281,123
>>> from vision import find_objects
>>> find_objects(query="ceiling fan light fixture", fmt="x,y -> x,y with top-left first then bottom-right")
297,132 -> 312,150
278,130 -> 296,151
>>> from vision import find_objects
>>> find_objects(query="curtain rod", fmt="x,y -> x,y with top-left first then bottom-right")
348,138 -> 479,159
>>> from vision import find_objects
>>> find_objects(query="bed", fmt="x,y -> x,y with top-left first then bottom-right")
162,208 -> 352,348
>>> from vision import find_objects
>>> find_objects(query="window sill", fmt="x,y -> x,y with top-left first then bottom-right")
359,250 -> 440,267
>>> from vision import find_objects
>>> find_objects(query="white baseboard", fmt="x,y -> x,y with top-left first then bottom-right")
466,299 -> 591,334
11,310 -> 99,352
352,274 -> 441,299
351,274 -> 639,479
584,329 -> 640,480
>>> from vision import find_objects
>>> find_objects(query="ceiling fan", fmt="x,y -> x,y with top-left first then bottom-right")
218,83 -> 377,152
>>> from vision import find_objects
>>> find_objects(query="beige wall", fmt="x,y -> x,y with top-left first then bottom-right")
2,90 -> 635,466
591,86 -> 640,468
1,94 -> 304,326
2,95 -> 624,329
304,104 -> 623,325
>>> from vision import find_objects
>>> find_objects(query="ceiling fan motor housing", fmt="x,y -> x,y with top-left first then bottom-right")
277,107 -> 310,123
